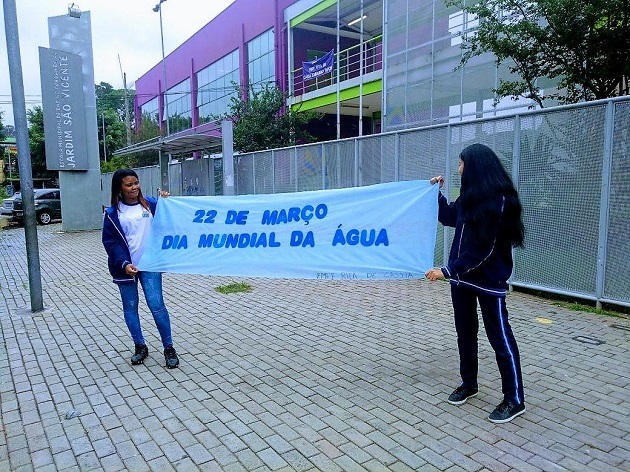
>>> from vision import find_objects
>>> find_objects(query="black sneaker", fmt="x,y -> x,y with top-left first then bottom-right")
488,400 -> 526,423
447,385 -> 478,405
164,346 -> 179,369
131,343 -> 148,365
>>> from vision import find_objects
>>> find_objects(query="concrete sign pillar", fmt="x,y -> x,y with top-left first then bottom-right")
46,12 -> 102,230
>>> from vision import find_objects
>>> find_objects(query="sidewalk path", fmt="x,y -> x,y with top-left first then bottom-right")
1,224 -> 628,471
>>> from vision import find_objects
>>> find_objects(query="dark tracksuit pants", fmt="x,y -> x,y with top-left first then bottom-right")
451,284 -> 525,405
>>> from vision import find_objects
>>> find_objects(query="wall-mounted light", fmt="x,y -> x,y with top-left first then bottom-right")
348,15 -> 367,27
68,3 -> 81,18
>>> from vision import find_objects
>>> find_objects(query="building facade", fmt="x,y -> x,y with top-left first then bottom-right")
134,0 -> 558,156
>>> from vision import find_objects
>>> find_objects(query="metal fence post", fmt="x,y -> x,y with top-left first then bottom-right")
510,114 -> 521,292
595,101 -> 615,309
394,132 -> 400,182
443,126 -> 452,264
294,147 -> 298,192
252,153 -> 257,195
336,142 -> 342,188
354,138 -> 360,187
322,143 -> 326,190
271,149 -> 276,194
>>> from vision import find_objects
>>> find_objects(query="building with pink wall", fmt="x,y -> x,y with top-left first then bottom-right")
132,0 -> 385,153
135,0 -> 297,140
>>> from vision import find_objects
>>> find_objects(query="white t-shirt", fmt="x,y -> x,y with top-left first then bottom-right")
118,201 -> 153,266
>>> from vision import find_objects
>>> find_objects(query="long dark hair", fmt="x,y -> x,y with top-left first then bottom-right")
459,144 -> 525,248
110,169 -> 150,211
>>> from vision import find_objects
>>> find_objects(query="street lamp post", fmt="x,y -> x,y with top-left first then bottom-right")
153,0 -> 170,136
3,0 -> 44,311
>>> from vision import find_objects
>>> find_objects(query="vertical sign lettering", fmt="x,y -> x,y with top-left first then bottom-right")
39,47 -> 89,170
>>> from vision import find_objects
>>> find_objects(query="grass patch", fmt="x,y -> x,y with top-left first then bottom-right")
552,300 -> 629,319
214,282 -> 252,294
514,286 -> 629,318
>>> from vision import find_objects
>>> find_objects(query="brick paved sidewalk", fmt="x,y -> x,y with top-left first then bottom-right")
1,224 -> 628,471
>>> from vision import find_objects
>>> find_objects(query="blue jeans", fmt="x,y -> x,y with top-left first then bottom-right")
118,271 -> 173,348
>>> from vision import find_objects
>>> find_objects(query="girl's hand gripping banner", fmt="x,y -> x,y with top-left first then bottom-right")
138,180 -> 438,280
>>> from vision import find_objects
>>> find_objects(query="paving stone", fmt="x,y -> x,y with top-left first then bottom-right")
258,446 -> 289,469
137,439 -> 163,462
208,444 -> 239,467
182,442 -> 212,465
161,441 -> 187,462
52,448 -> 79,470
0,225 -> 629,472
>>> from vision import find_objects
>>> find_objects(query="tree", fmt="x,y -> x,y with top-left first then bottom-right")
26,107 -> 57,181
96,82 -> 134,165
0,111 -> 5,141
218,83 -> 321,153
96,82 -> 134,128
447,0 -> 630,106
95,81 -> 161,172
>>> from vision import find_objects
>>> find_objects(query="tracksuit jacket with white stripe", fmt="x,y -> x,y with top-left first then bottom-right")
438,192 -> 512,296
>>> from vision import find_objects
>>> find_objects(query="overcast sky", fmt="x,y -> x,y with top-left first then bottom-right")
0,0 -> 235,126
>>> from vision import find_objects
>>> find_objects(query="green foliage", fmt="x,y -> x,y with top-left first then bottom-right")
137,112 -> 161,142
447,0 -> 630,106
96,82 -> 134,126
168,113 -> 193,135
214,282 -> 252,294
27,106 -> 57,180
99,109 -> 127,162
96,82 -> 135,164
96,82 -> 159,172
100,155 -> 132,174
216,83 -> 321,153
0,111 -> 5,141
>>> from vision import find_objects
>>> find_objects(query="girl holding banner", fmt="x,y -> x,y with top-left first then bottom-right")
102,169 -> 179,369
426,143 -> 526,424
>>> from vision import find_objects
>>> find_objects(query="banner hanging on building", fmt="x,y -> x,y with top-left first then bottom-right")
302,50 -> 335,81
39,47 -> 89,170
138,180 -> 439,280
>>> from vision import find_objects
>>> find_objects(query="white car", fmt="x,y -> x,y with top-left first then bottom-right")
1,193 -> 19,217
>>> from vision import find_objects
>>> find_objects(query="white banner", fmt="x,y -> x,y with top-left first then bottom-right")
138,180 -> 438,280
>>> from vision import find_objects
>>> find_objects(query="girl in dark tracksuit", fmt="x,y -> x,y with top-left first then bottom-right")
426,143 -> 526,424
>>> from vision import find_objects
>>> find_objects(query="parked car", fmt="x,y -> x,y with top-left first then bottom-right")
12,189 -> 62,225
1,192 -> 19,217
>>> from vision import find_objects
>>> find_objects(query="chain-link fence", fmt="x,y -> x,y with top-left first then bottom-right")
102,97 -> 630,308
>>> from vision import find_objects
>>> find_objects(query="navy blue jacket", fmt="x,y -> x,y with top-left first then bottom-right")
438,192 -> 513,296
102,197 -> 158,284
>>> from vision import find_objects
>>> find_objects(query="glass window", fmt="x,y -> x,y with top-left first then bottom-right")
197,49 -> 240,125
247,28 -> 275,92
165,78 -> 192,134
140,96 -> 160,137
449,10 -> 478,46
